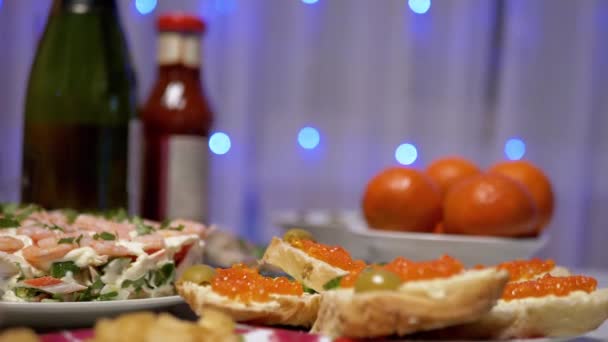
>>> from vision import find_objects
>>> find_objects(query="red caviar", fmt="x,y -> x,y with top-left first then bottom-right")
211,264 -> 303,303
384,255 -> 464,281
340,269 -> 366,288
502,274 -> 597,301
290,239 -> 366,272
340,255 -> 463,288
483,258 -> 555,281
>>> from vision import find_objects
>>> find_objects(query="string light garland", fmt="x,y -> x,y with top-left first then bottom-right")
408,0 -> 431,14
209,132 -> 232,155
298,127 -> 321,150
504,138 -> 526,160
135,0 -> 157,15
395,143 -> 418,165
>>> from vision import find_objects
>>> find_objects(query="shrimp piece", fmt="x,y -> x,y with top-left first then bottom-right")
86,241 -> 133,257
155,230 -> 185,238
37,237 -> 59,249
169,219 -> 209,238
58,224 -> 80,233
74,215 -> 133,238
48,210 -> 76,223
73,214 -> 127,232
36,232 -> 84,248
112,226 -> 133,240
132,234 -> 165,252
27,210 -> 71,227
0,236 -> 25,253
17,225 -> 57,242
21,244 -> 75,271
72,214 -> 106,232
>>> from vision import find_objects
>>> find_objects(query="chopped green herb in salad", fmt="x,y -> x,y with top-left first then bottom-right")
93,232 -> 117,241
50,261 -> 80,279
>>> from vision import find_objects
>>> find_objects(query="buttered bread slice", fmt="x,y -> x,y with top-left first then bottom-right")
176,264 -> 320,327
262,236 -> 365,293
309,260 -> 508,338
421,261 -> 608,340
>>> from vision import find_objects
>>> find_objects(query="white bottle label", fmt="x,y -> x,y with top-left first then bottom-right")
165,135 -> 208,222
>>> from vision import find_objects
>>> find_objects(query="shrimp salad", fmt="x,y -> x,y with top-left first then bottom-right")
0,204 -> 208,302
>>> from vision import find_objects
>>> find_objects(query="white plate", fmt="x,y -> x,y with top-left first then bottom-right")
0,295 -> 184,328
274,210 -> 547,266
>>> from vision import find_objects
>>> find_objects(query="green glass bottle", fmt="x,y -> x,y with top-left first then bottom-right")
21,0 -> 137,211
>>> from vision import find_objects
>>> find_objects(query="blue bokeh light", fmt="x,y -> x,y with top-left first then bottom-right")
408,0 -> 431,14
298,127 -> 320,150
209,132 -> 232,155
395,143 -> 418,165
0,0 -> 3,10
215,0 -> 237,14
302,0 -> 319,4
135,0 -> 157,15
504,138 -> 526,160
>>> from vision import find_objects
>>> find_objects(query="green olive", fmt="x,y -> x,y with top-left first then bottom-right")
354,268 -> 401,293
283,228 -> 314,242
179,264 -> 216,285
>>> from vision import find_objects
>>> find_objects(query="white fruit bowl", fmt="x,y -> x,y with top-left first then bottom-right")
273,210 -> 547,267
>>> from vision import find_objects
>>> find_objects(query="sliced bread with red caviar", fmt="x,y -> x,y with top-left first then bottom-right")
263,236 -> 511,338
421,274 -> 608,339
310,267 -> 509,338
477,258 -> 570,282
176,265 -> 320,327
261,237 -> 365,293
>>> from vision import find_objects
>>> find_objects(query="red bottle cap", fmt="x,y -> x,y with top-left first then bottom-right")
157,13 -> 206,33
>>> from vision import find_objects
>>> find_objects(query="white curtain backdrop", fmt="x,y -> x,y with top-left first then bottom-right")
0,0 -> 606,269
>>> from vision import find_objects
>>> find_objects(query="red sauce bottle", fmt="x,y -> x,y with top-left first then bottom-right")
141,14 -> 213,222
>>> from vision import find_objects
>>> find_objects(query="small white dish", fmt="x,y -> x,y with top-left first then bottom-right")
354,227 -> 547,266
0,295 -> 184,328
274,210 -> 547,266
